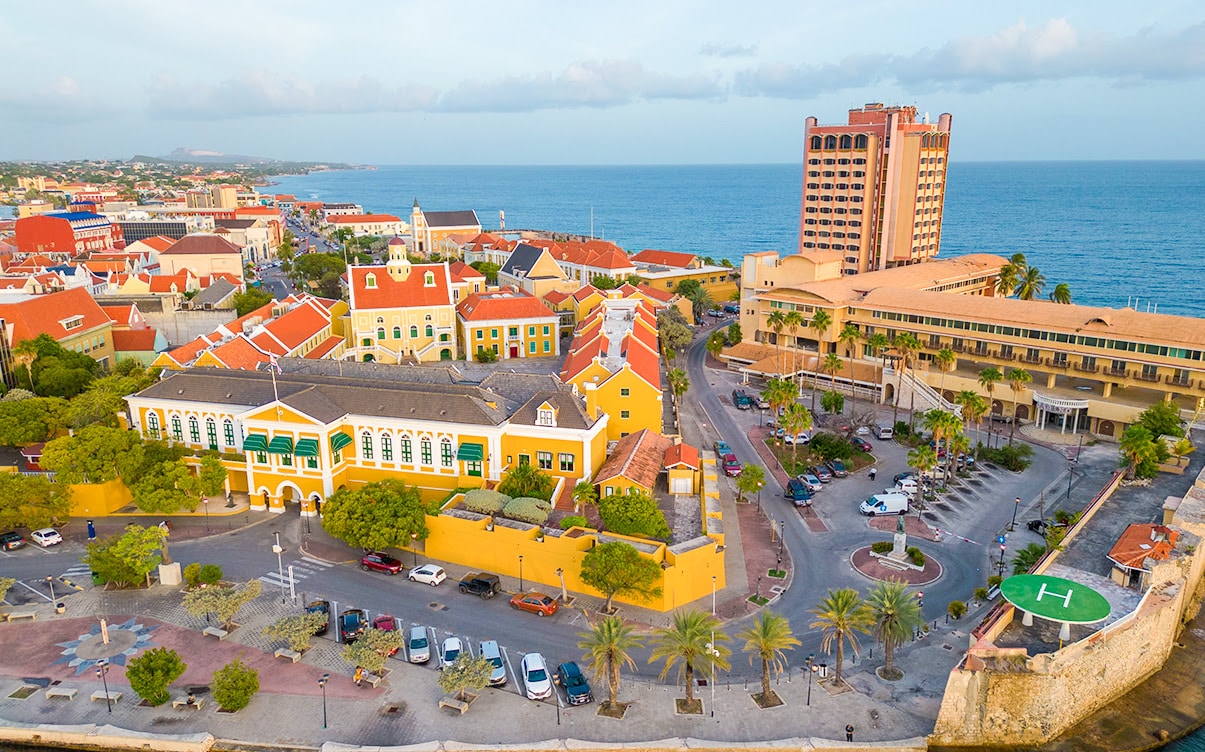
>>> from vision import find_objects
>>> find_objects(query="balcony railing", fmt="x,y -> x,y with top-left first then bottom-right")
1073,363 -> 1099,374
1021,355 -> 1042,365
1107,368 -> 1130,379
1045,358 -> 1069,369
950,344 -> 967,353
1135,371 -> 1160,383
1165,375 -> 1194,388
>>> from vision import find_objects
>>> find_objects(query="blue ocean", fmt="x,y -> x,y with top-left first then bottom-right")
268,161 -> 1205,319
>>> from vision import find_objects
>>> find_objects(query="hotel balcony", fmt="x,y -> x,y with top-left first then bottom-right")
1134,371 -> 1160,383
1072,363 -> 1100,374
1044,358 -> 1069,369
1166,375 -> 1194,388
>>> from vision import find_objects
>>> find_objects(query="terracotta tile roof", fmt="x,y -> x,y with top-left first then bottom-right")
99,304 -> 137,325
457,288 -> 558,323
83,260 -> 128,274
528,239 -> 634,272
164,334 -> 220,366
349,263 -> 454,310
198,272 -> 242,288
249,331 -> 288,357
204,336 -> 270,370
448,261 -> 485,280
235,207 -> 282,216
328,213 -> 401,224
149,272 -> 193,294
112,328 -> 160,353
304,335 -> 343,359
634,283 -> 677,304
136,236 -> 176,253
623,334 -> 662,388
594,429 -> 673,488
1108,524 -> 1179,571
543,290 -> 571,305
0,278 -> 29,290
631,249 -> 696,268
573,285 -> 603,302
664,442 -> 700,470
559,335 -> 605,383
0,287 -> 111,345
222,302 -> 277,337
163,234 -> 243,255
256,301 -> 331,351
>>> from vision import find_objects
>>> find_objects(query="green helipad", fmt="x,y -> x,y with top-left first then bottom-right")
1000,574 -> 1111,624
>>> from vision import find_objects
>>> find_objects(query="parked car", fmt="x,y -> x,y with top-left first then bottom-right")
860,492 -> 910,516
359,551 -> 402,575
850,437 -> 873,452
956,453 -> 976,468
722,453 -> 743,477
753,394 -> 771,410
521,652 -> 553,700
1027,519 -> 1068,535
707,308 -> 724,318
441,636 -> 463,667
408,563 -> 447,586
798,473 -> 823,493
893,471 -> 916,484
731,389 -> 754,410
479,640 -> 508,686
371,615 -> 400,655
895,478 -> 919,497
555,661 -> 594,705
810,465 -> 833,482
407,626 -> 431,663
340,609 -> 367,643
827,459 -> 849,477
306,600 -> 331,636
784,431 -> 810,445
0,531 -> 26,551
509,592 -> 559,617
714,439 -> 732,456
722,303 -> 740,314
29,528 -> 62,547
458,572 -> 502,598
873,424 -> 894,439
784,479 -> 812,506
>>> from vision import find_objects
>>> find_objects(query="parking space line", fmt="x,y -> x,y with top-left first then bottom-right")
506,649 -> 523,696
15,580 -> 51,602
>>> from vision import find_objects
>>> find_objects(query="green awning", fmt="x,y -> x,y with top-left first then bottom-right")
456,442 -> 484,461
243,434 -> 268,452
329,432 -> 353,452
294,438 -> 320,457
267,436 -> 294,455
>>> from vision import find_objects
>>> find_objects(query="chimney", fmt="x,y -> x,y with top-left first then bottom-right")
583,381 -> 601,420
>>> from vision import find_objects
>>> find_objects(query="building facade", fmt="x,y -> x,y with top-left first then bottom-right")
800,103 -> 952,275
346,246 -> 459,363
457,288 -> 560,360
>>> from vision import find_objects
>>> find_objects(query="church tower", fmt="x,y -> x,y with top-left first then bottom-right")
386,236 -> 411,281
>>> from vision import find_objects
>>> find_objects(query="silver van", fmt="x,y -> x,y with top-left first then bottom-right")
407,626 -> 430,663
873,423 -> 894,440
479,639 -> 507,685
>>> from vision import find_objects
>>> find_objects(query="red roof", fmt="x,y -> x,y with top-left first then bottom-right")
543,290 -> 571,305
99,304 -> 138,325
664,442 -> 700,470
634,283 -> 677,303
457,288 -> 557,323
527,238 -> 633,271
235,207 -> 282,216
1108,524 -> 1179,571
163,334 -> 219,366
112,328 -> 160,352
631,249 -> 697,268
349,263 -> 454,310
594,429 -> 673,487
257,301 -> 330,351
149,272 -> 193,293
204,336 -> 270,370
448,260 -> 485,280
132,236 -> 175,253
163,235 -> 243,255
0,287 -> 111,345
305,335 -> 343,359
328,214 -> 401,224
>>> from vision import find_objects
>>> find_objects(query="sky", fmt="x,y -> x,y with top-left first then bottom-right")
3,1 -> 1204,164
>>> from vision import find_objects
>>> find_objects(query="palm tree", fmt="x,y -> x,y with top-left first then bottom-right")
668,368 -> 690,403
783,310 -> 804,387
572,481 -> 598,514
808,310 -> 832,411
822,353 -> 843,411
780,403 -> 813,473
1005,367 -> 1032,445
650,610 -> 731,710
579,615 -> 643,710
1048,283 -> 1072,304
934,347 -> 956,400
838,324 -> 863,410
978,367 -> 1003,436
893,333 -> 922,431
766,310 -> 786,366
1118,425 -> 1156,479
867,580 -> 923,680
907,445 -> 938,502
738,611 -> 801,704
761,377 -> 796,425
995,262 -> 1019,297
866,332 -> 890,404
954,390 -> 985,449
1012,543 -> 1047,575
809,588 -> 872,686
1014,267 -> 1046,301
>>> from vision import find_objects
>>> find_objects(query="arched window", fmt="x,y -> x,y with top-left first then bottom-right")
223,419 -> 235,446
810,135 -> 822,150
205,417 -> 218,449
425,325 -> 433,337
170,416 -> 182,441
361,431 -> 374,459
146,413 -> 161,438
365,274 -> 376,288
855,134 -> 868,149
440,438 -> 453,467
409,325 -> 418,338
381,434 -> 393,461
424,271 -> 435,286
377,327 -> 385,340
839,134 -> 852,149
188,417 -> 200,443
824,135 -> 837,149
392,326 -> 401,339
400,436 -> 412,462
376,316 -> 385,325
420,438 -> 433,465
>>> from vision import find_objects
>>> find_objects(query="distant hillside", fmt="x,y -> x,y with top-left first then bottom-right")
136,148 -> 282,165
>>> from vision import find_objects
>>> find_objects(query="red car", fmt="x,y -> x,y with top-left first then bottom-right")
372,614 -> 400,655
359,551 -> 402,575
850,436 -> 873,452
509,592 -> 559,617
722,453 -> 743,477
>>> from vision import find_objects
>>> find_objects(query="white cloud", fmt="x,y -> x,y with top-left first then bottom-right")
0,76 -> 118,123
699,42 -> 758,58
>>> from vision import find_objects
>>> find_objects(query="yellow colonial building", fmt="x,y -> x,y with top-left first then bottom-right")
125,368 -> 609,515
346,245 -> 459,363
456,288 -> 560,360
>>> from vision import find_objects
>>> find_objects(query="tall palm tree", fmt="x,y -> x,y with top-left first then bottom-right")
907,445 -> 939,502
579,615 -> 643,710
822,353 -> 843,409
1013,267 -> 1046,301
995,262 -> 1019,297
893,333 -> 922,431
838,324 -> 863,410
572,481 -> 597,514
1119,425 -> 1156,479
934,347 -> 956,400
783,310 -> 804,386
809,588 -> 872,686
766,310 -> 786,375
978,366 -> 1003,428
1048,283 -> 1072,304
867,580 -> 923,680
1005,367 -> 1032,445
780,402 -> 813,472
956,392 -> 989,456
808,310 -> 833,408
650,610 -> 731,710
866,332 -> 890,404
761,377 -> 796,425
738,611 -> 801,703
668,368 -> 689,401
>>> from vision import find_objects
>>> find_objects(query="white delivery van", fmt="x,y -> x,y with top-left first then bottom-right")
873,424 -> 894,440
860,492 -> 910,516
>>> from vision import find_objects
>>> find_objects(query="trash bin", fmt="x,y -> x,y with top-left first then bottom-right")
55,603 -> 65,614
818,663 -> 828,678
91,571 -> 103,586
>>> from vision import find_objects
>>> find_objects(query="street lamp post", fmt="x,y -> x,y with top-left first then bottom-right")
805,653 -> 815,706
518,555 -> 524,592
46,576 -> 55,606
998,539 -> 1008,577
706,634 -> 719,718
272,531 -> 286,603
96,660 -> 112,713
711,575 -> 717,616
1008,497 -> 1020,531
411,533 -> 418,567
319,672 -> 329,729
203,497 -> 210,533
777,521 -> 785,561
756,481 -> 763,513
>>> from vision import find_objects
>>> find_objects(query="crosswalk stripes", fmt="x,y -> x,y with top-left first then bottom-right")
258,557 -> 332,587
60,564 -> 91,579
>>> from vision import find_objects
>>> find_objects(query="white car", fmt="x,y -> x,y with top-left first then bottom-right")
783,431 -> 810,445
798,474 -> 823,493
30,528 -> 63,547
408,564 -> 447,586
441,636 -> 463,668
521,652 -> 553,700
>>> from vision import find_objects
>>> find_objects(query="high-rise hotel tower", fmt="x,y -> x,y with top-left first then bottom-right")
799,103 -> 952,275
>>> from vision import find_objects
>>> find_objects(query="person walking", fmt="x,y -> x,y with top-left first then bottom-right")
868,467 -> 877,481
846,724 -> 854,742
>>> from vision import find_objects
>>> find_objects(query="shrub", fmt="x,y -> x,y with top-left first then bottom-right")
199,564 -> 223,586
503,496 -> 552,525
906,546 -> 925,566
974,587 -> 989,602
212,657 -> 259,712
979,443 -> 1034,471
474,348 -> 497,363
183,562 -> 201,588
987,575 -> 1003,588
810,432 -> 854,461
560,515 -> 588,530
463,488 -> 510,516
125,647 -> 186,706
947,600 -> 967,619
262,612 -> 328,652
893,421 -> 911,438
598,491 -> 671,539
870,541 -> 893,554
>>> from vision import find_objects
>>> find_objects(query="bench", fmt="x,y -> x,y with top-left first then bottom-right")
172,697 -> 205,710
45,687 -> 78,700
4,611 -> 37,622
274,648 -> 301,663
363,672 -> 384,688
439,695 -> 470,714
202,626 -> 228,640
91,690 -> 122,704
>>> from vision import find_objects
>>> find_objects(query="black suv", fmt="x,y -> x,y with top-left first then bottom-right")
457,573 -> 501,598
0,531 -> 25,551
340,608 -> 367,643
555,661 -> 593,705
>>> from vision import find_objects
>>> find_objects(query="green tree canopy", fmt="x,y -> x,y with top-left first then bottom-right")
657,307 -> 693,355
212,657 -> 259,712
231,287 -> 274,316
580,541 -> 664,612
292,252 -> 346,283
342,627 -> 406,674
126,647 -> 187,706
40,425 -> 142,484
84,525 -> 165,588
738,611 -> 801,704
0,472 -> 73,530
1138,399 -> 1186,439
578,614 -> 642,710
17,334 -> 101,398
263,612 -> 328,653
131,458 -> 199,514
63,373 -> 144,429
867,580 -> 923,679
497,462 -> 555,500
469,261 -> 500,284
649,610 -> 730,708
438,653 -> 495,702
182,579 -> 262,631
735,463 -> 765,503
598,490 -> 671,539
321,479 -> 431,550
0,395 -> 67,446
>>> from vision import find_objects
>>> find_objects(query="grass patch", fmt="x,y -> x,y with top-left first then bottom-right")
675,698 -> 703,715
752,690 -> 784,708
767,569 -> 786,579
748,594 -> 770,606
597,701 -> 629,719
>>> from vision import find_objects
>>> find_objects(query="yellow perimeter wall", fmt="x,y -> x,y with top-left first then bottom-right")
69,479 -> 133,517
421,502 -> 724,612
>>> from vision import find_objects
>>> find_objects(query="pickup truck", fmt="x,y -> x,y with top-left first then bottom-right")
457,572 -> 502,599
